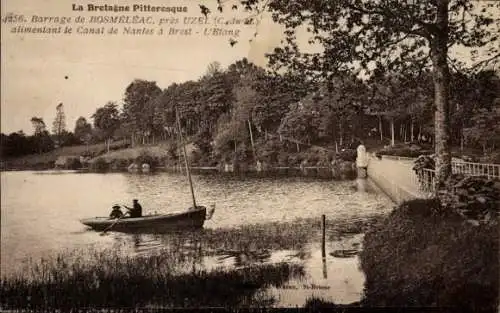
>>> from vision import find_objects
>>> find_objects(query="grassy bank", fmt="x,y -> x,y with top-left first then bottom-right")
0,140 -> 130,170
360,198 -> 499,312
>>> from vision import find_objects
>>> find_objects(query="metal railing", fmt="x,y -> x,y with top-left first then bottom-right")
377,154 -> 500,180
451,161 -> 500,179
409,162 -> 499,195
414,168 -> 436,194
368,155 -> 499,203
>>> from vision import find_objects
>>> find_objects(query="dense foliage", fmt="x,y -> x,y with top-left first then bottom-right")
1,60 -> 499,166
361,198 -> 498,311
220,0 -> 499,187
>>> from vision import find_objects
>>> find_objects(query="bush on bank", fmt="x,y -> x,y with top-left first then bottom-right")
360,198 -> 499,312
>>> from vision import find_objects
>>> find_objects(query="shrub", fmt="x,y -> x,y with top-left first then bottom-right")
277,151 -> 290,166
438,174 -> 500,224
135,151 -> 161,170
109,158 -> 131,171
360,199 -> 499,312
376,148 -> 433,158
66,157 -> 82,170
89,157 -> 109,172
336,149 -> 357,162
480,151 -> 500,164
413,154 -> 435,172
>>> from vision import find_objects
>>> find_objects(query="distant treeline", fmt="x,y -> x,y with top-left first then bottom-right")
1,58 -> 499,163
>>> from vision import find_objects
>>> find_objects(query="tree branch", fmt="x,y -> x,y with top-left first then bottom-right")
470,52 -> 500,71
344,2 -> 433,40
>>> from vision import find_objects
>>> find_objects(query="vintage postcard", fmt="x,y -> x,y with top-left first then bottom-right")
1,0 -> 499,311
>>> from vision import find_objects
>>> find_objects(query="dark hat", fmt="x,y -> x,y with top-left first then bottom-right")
112,205 -> 121,209
133,199 -> 138,202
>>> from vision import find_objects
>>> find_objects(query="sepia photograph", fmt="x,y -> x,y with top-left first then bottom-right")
1,0 -> 499,311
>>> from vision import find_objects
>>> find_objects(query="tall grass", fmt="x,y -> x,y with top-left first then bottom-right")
193,215 -> 384,253
1,246 -> 304,309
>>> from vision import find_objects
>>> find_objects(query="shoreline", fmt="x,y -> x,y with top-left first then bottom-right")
1,164 -> 359,178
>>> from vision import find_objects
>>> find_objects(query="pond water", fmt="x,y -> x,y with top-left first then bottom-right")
1,170 -> 393,306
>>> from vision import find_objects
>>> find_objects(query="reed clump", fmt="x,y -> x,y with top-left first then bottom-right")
195,214 -> 384,253
1,246 -> 304,309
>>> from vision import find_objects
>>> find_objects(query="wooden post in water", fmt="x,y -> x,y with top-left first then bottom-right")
321,214 -> 326,258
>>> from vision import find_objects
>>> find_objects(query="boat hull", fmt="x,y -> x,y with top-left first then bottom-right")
80,207 -> 207,233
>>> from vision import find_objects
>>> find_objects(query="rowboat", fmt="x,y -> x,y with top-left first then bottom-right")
80,206 -> 209,233
80,109 -> 214,234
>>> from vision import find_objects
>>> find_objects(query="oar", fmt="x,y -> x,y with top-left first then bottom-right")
100,205 -> 127,235
206,203 -> 216,220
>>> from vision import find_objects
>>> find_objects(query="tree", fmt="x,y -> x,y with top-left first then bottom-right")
368,71 -> 432,146
74,116 -> 93,148
0,131 -> 34,158
52,103 -> 66,147
30,117 -> 54,154
91,102 -> 120,152
278,102 -> 322,146
463,102 -> 500,154
227,0 -> 498,190
251,72 -> 311,135
31,117 -> 47,136
450,70 -> 500,150
205,61 -> 222,77
123,79 -> 162,145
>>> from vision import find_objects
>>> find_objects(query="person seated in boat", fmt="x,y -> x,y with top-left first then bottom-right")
109,205 -> 124,219
124,199 -> 142,218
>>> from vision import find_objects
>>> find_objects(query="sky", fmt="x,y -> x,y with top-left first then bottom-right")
1,0 -> 498,135
1,0 -> 285,134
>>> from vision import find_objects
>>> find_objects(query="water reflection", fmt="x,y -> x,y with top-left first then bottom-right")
323,257 -> 328,279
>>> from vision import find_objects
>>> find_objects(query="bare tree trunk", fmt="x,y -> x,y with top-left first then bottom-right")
296,142 -> 300,152
431,0 -> 452,191
390,117 -> 395,147
404,124 -> 407,143
460,120 -> 464,153
460,131 -> 464,152
339,123 -> 344,147
411,119 -> 414,142
106,138 -> 110,153
247,120 -> 256,161
378,115 -> 383,142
